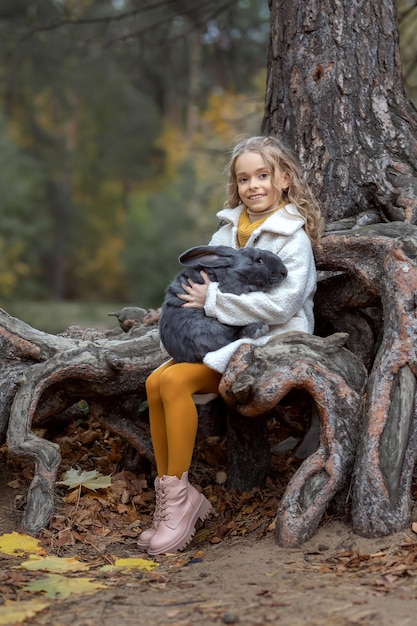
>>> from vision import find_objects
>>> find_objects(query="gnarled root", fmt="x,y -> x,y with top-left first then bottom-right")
219,331 -> 367,547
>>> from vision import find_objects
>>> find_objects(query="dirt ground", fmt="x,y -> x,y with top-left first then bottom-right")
2,455 -> 417,626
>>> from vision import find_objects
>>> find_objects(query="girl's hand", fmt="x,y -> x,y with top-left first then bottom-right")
178,271 -> 211,308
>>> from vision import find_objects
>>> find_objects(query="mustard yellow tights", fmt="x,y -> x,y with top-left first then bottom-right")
146,360 -> 222,478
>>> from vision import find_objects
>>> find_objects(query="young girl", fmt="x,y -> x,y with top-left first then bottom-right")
139,135 -> 323,555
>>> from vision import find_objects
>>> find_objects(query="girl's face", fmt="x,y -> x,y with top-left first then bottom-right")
235,151 -> 289,214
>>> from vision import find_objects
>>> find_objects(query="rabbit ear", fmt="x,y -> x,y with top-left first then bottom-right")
179,245 -> 238,268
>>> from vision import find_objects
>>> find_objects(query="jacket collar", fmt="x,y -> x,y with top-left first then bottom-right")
216,203 -> 305,236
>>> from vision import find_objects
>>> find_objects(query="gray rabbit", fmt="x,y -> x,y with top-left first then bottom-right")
159,245 -> 287,363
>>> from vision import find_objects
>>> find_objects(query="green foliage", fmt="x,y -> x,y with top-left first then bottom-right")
0,0 -> 270,304
124,161 -> 206,308
5,300 -> 125,334
0,113 -> 50,298
398,0 -> 417,106
0,0 -> 165,301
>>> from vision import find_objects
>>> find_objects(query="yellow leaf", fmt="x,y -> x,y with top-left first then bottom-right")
23,573 -> 107,599
0,532 -> 46,556
193,528 -> 211,543
0,599 -> 49,625
113,557 -> 159,570
18,555 -> 89,573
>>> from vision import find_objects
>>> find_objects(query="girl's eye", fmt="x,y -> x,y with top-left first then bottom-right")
238,177 -> 247,183
260,172 -> 269,179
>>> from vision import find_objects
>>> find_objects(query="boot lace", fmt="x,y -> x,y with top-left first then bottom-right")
157,486 -> 170,521
153,484 -> 164,524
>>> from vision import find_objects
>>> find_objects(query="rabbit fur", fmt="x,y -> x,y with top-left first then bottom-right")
159,245 -> 287,363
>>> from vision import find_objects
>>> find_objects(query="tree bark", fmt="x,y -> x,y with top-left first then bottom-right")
263,0 -> 417,223
316,223 -> 417,536
226,410 -> 271,492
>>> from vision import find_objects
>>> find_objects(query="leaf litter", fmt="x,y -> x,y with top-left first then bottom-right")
2,413 -> 417,623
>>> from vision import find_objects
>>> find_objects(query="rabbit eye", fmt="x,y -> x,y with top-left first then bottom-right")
256,258 -> 264,264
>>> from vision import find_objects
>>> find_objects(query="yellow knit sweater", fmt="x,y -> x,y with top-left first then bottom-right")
237,202 -> 286,248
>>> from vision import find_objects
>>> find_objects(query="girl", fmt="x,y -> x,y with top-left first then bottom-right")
139,135 -> 324,555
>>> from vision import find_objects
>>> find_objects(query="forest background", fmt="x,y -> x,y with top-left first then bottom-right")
1,0 -> 417,333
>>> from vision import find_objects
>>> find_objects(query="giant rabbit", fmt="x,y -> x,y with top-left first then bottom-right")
159,245 -> 287,363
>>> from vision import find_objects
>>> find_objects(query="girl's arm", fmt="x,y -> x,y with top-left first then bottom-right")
204,233 -> 316,327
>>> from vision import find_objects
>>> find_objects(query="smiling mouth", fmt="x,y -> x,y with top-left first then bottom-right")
249,195 -> 265,200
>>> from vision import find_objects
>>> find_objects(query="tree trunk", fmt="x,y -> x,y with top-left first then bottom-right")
263,0 -> 417,222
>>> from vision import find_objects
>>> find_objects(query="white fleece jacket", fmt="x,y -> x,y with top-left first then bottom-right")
202,203 -> 317,373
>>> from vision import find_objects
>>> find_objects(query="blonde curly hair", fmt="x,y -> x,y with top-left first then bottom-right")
224,135 -> 324,247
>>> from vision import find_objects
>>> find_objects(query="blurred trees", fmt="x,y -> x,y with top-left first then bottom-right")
0,0 -> 416,306
0,0 -> 268,306
399,0 -> 417,105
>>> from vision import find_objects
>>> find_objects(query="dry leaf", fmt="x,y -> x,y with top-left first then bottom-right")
23,573 -> 107,599
0,532 -> 46,556
113,557 -> 159,570
57,468 -> 112,491
0,599 -> 49,625
18,555 -> 90,573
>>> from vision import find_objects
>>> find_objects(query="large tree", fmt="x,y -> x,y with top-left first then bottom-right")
263,0 -> 417,223
260,0 -> 417,541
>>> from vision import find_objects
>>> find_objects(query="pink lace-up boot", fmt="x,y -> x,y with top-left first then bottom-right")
137,477 -> 162,550
147,471 -> 212,555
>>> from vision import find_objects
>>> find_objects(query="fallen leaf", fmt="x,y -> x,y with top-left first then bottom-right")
216,471 -> 227,485
113,557 -> 159,570
64,489 -> 79,504
18,555 -> 90,573
57,468 -> 112,491
0,532 -> 46,556
6,479 -> 21,489
23,573 -> 107,599
0,599 -> 49,625
193,528 -> 211,543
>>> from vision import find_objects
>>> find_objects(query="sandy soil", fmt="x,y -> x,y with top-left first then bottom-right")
85,525 -> 417,626
2,456 -> 417,626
